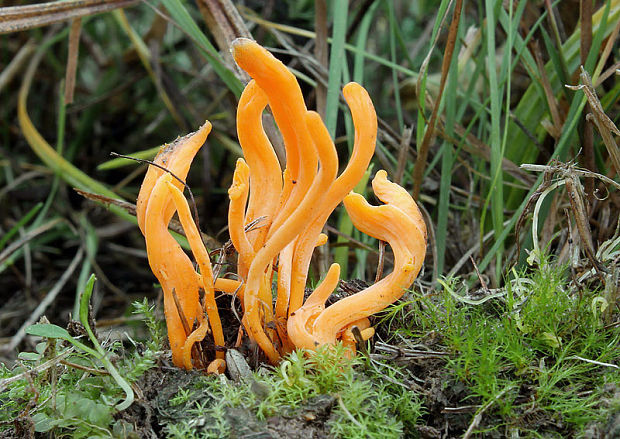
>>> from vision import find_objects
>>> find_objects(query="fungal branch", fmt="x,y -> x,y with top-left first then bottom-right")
136,38 -> 427,372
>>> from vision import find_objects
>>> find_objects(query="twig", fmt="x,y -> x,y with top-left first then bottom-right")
171,288 -> 192,338
0,39 -> 35,93
411,0 -> 463,200
394,125 -> 413,185
336,395 -> 366,431
568,355 -> 618,369
60,359 -> 110,375
73,188 -> 220,250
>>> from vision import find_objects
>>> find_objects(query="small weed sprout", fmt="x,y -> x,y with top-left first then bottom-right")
132,297 -> 165,350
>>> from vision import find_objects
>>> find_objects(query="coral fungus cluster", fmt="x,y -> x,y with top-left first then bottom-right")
136,38 -> 427,372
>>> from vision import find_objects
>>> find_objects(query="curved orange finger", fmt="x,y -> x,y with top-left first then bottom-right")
287,263 -> 340,350
207,358 -> 226,374
140,122 -> 211,367
214,278 -> 243,297
242,109 -> 338,364
288,83 -> 377,315
182,318 -> 210,370
137,121 -> 211,234
167,180 -> 225,362
144,176 -> 203,367
231,38 -> 318,240
311,174 -> 426,345
228,158 -> 254,278
237,80 -> 282,250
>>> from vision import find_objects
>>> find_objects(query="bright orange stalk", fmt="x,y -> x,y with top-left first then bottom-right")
137,40 -> 426,371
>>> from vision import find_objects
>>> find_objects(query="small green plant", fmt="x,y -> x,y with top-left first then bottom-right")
132,297 -> 166,350
27,274 -> 134,410
162,345 -> 423,439
0,275 -> 160,438
381,257 -> 620,436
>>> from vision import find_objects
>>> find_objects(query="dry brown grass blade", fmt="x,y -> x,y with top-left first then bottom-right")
532,41 -> 563,138
374,240 -> 386,283
580,0 -> 594,195
0,349 -> 73,392
64,18 -> 82,105
194,0 -> 290,164
567,67 -> 620,179
411,0 -> 463,200
2,247 -> 84,353
565,176 -> 606,278
171,288 -> 192,337
0,0 -> 138,34
196,0 -> 251,83
593,14 -> 620,83
394,126 -> 413,186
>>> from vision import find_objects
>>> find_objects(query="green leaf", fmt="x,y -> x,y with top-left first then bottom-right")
26,323 -> 72,339
17,352 -> 41,361
159,0 -> 243,97
325,0 -> 349,139
96,146 -> 161,170
79,274 -> 97,330
26,323 -> 100,357
32,413 -> 53,433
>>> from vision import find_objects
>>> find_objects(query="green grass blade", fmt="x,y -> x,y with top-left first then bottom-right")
97,146 -> 161,170
325,0 -> 349,139
79,274 -> 135,411
352,0 -> 380,83
483,0 -> 505,277
386,0 -> 404,131
159,0 -> 243,97
477,92 -> 588,277
435,18 -> 462,278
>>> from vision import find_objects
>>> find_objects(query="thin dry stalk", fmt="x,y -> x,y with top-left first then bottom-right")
64,18 -> 82,105
171,288 -> 192,338
394,125 -> 413,185
565,177 -> 605,278
580,0 -> 594,195
463,386 -> 514,439
374,240 -> 386,283
567,67 -> 620,179
411,0 -> 463,200
0,219 -> 63,266
0,349 -> 73,393
533,41 -> 563,138
196,0 -> 251,83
